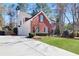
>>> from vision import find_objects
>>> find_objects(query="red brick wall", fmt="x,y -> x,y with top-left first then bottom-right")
31,12 -> 52,33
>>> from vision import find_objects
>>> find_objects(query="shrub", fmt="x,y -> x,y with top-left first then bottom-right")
36,33 -> 48,36
55,28 -> 60,36
77,32 -> 79,37
62,30 -> 69,37
13,27 -> 18,35
69,32 -> 75,38
0,31 -> 5,35
27,33 -> 35,38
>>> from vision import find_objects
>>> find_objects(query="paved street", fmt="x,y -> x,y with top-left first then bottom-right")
0,36 -> 77,56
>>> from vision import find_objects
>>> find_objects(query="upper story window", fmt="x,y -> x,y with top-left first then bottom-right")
40,15 -> 44,22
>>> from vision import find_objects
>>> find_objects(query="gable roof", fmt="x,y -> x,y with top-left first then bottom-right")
24,11 -> 56,25
30,11 -> 51,23
18,11 -> 32,18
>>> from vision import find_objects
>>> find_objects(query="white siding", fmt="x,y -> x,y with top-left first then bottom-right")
17,11 -> 32,36
18,19 -> 31,36
17,11 -> 31,26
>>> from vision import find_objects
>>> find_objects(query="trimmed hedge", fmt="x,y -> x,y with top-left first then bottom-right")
27,32 -> 49,38
36,33 -> 48,36
27,33 -> 35,38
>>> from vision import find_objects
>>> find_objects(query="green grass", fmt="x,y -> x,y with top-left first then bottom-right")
40,36 -> 79,54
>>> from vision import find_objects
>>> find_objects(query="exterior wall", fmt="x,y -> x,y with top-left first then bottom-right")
31,12 -> 52,33
17,11 -> 31,26
18,19 -> 31,36
17,11 -> 31,36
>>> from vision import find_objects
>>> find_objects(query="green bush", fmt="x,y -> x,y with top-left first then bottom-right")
55,28 -> 60,36
62,30 -> 70,37
27,33 -> 35,38
13,27 -> 18,35
69,32 -> 75,38
36,33 -> 48,36
77,32 -> 79,37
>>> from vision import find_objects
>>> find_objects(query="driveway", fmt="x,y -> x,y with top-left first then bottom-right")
0,36 -> 77,56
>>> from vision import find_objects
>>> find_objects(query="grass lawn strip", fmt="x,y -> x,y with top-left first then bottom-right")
40,36 -> 79,54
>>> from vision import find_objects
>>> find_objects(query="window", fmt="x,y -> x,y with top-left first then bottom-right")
25,18 -> 29,22
20,21 -> 22,25
40,15 -> 44,22
35,27 -> 39,32
44,27 -> 48,33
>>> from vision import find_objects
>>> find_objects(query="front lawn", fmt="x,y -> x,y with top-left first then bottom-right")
40,36 -> 79,54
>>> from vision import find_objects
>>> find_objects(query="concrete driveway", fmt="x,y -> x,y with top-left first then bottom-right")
0,36 -> 77,56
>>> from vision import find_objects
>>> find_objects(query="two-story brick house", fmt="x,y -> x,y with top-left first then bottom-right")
18,11 -> 56,36
31,11 -> 52,33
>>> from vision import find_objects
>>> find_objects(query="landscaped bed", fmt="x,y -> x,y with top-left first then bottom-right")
39,36 -> 79,54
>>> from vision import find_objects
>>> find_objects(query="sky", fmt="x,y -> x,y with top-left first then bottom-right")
2,3 -> 74,25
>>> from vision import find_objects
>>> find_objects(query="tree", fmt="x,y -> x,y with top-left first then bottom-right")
31,10 -> 38,17
3,4 -> 18,31
17,3 -> 28,12
7,4 -> 16,29
72,4 -> 76,35
66,4 -> 79,34
64,23 -> 73,31
55,15 -> 60,35
31,3 -> 52,17
56,3 -> 66,35
0,4 -> 4,31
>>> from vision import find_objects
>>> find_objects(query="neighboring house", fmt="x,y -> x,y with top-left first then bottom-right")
18,11 -> 56,36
